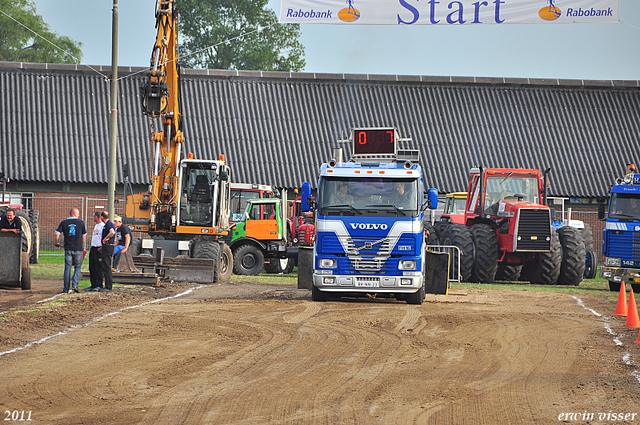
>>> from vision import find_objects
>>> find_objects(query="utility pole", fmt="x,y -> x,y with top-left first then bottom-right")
107,0 -> 119,219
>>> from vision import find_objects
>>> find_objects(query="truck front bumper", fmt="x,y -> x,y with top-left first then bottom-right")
312,272 -> 424,294
600,266 -> 640,284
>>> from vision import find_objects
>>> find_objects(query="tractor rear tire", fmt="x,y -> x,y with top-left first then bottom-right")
233,244 -> 264,276
580,223 -> 595,254
129,238 -> 142,256
424,223 -> 438,246
496,265 -> 522,281
28,209 -> 40,264
192,239 -> 221,283
524,229 -> 561,285
470,224 -> 498,283
557,226 -> 586,286
439,224 -> 474,282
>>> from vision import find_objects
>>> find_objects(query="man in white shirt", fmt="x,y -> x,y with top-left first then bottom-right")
85,211 -> 105,291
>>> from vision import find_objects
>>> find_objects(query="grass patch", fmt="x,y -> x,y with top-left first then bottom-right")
230,270 -> 297,286
30,252 -> 617,296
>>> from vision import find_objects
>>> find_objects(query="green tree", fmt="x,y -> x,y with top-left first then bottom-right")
0,0 -> 82,64
179,0 -> 305,71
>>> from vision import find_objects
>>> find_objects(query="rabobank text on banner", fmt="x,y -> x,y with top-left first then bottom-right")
279,0 -> 620,25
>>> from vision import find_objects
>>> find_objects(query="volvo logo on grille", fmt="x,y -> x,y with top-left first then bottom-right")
349,223 -> 389,230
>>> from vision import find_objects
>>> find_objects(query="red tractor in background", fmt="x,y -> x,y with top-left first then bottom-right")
435,167 -> 585,285
290,196 -> 315,247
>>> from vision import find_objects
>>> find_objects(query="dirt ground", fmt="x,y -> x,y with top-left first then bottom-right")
1,279 -> 640,425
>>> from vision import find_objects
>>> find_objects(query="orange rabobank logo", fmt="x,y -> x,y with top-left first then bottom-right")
339,0 -> 360,22
539,0 -> 561,20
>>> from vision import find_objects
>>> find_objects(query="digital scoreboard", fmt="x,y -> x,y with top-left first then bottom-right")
353,128 -> 396,155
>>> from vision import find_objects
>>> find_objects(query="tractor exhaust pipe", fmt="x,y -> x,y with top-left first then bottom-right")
543,167 -> 551,206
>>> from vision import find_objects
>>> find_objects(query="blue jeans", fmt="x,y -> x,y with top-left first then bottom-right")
113,245 -> 125,256
64,250 -> 84,292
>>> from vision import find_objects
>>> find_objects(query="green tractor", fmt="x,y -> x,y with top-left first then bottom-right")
227,195 -> 296,275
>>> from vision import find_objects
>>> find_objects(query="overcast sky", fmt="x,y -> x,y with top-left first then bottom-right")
30,0 -> 640,80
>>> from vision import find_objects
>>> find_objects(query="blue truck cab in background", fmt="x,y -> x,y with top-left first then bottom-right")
600,164 -> 640,293
298,128 -> 444,305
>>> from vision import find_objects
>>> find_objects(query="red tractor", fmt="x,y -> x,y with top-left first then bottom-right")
290,197 -> 315,247
435,167 -> 584,285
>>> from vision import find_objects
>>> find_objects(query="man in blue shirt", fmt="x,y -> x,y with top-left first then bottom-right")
99,210 -> 116,292
54,208 -> 87,293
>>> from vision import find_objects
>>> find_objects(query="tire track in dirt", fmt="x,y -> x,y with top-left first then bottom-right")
2,288 -> 639,424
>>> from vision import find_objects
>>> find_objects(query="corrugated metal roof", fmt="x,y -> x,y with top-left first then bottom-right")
1,62 -> 639,197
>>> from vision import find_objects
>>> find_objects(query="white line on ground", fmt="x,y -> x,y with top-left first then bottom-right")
0,286 -> 201,358
573,296 -> 639,389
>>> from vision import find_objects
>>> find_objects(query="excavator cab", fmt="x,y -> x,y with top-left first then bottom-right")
178,159 -> 230,229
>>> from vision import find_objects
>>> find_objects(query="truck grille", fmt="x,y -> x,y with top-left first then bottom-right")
608,232 -> 640,261
515,208 -> 551,251
345,237 -> 391,256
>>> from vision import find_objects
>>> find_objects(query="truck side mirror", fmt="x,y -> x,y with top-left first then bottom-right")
598,197 -> 606,221
220,170 -> 229,181
301,182 -> 312,212
428,188 -> 438,210
549,208 -> 556,220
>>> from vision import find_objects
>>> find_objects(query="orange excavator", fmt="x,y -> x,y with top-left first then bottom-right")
124,0 -> 233,283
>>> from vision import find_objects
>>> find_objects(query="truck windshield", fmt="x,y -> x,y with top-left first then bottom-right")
319,177 -> 419,217
483,176 -> 539,215
609,193 -> 640,220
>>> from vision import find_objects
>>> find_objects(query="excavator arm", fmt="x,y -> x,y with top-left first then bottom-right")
140,0 -> 183,231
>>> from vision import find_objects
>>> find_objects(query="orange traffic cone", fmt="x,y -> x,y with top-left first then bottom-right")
635,329 -> 640,344
613,281 -> 628,317
626,289 -> 640,329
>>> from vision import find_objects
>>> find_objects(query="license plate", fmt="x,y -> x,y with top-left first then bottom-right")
355,281 -> 379,288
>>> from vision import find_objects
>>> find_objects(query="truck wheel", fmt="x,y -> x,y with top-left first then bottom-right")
580,223 -> 595,254
311,284 -> 328,301
584,251 -> 598,279
264,258 -> 291,274
557,226 -> 586,286
297,247 -> 313,290
219,244 -> 233,282
470,224 -> 498,283
440,224 -> 474,282
496,265 -> 522,281
526,229 -> 561,285
192,239 -> 221,283
233,244 -> 264,275
406,285 -> 425,305
28,209 -> 40,264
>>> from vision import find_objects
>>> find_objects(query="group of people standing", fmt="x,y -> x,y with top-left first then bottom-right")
54,209 -> 131,294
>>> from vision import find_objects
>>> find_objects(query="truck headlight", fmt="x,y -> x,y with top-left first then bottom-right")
604,257 -> 621,267
319,258 -> 336,268
398,260 -> 416,270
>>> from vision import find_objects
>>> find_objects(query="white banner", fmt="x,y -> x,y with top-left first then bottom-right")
279,0 -> 619,25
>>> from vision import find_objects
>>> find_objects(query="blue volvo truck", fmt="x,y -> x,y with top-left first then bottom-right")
600,164 -> 640,293
297,128 -> 444,304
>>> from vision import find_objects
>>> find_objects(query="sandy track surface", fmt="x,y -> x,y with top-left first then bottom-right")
1,281 -> 639,424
